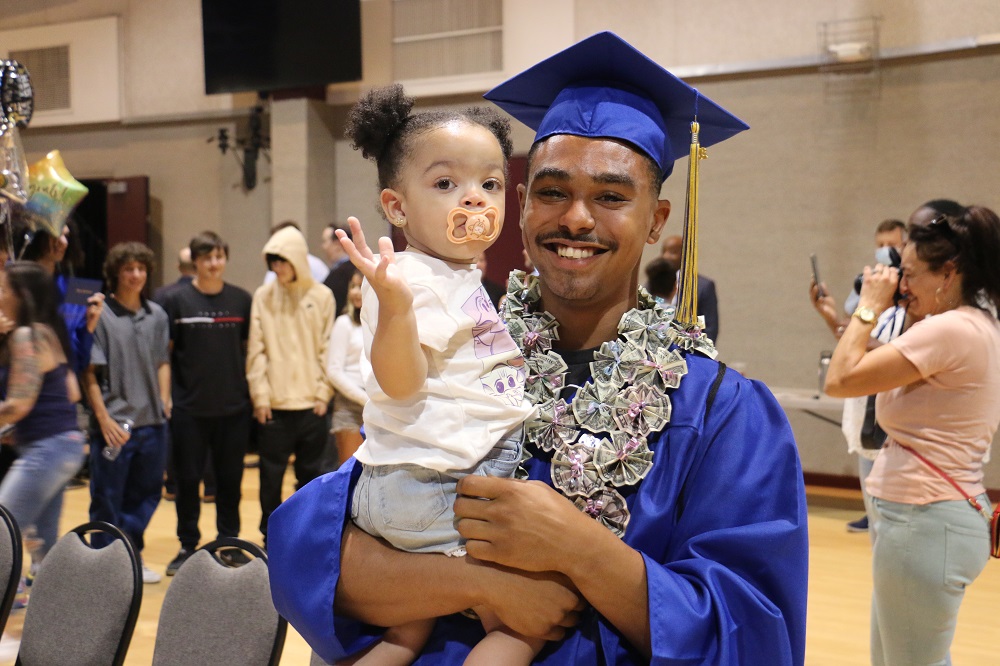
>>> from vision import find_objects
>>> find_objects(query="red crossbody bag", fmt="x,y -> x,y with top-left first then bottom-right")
898,444 -> 1000,558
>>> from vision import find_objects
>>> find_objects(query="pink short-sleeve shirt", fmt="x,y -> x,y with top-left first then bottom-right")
867,307 -> 1000,504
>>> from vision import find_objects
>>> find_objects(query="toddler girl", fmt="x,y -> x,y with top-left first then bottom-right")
337,84 -> 539,665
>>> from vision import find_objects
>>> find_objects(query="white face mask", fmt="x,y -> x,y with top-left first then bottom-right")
874,246 -> 896,266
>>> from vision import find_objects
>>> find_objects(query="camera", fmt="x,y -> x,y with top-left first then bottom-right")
854,246 -> 903,304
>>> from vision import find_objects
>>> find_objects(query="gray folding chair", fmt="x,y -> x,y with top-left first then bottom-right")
152,537 -> 286,666
0,503 -> 22,635
17,521 -> 142,666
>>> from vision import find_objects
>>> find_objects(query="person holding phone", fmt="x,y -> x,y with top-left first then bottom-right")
809,208 -> 955,534
811,221 -> 907,534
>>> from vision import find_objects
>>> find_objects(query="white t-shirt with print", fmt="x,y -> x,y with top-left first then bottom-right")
355,251 -> 534,472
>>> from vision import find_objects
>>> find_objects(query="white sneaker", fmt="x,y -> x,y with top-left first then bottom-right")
142,563 -> 162,584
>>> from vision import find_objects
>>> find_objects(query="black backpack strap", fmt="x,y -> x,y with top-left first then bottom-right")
705,361 -> 727,418
674,360 -> 728,523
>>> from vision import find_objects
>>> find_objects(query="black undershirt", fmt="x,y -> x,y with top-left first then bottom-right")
556,346 -> 600,397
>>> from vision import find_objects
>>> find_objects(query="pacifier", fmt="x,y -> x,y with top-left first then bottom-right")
446,206 -> 501,244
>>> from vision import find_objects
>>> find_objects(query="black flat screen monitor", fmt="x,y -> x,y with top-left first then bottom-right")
202,0 -> 362,95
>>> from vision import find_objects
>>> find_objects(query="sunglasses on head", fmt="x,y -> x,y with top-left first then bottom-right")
928,215 -> 957,237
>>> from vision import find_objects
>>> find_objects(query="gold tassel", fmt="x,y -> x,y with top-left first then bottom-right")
677,118 -> 707,330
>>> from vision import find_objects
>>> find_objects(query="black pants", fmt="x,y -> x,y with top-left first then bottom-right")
257,409 -> 326,543
171,408 -> 250,550
164,447 -> 216,497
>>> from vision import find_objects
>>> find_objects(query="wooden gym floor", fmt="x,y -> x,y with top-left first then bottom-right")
0,466 -> 997,665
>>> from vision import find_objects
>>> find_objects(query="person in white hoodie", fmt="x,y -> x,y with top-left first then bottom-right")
247,224 -> 335,545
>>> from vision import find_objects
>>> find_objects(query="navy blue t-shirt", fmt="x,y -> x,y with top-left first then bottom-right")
161,282 -> 252,417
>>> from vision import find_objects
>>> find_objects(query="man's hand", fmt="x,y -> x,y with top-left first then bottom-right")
98,414 -> 131,448
458,476 -> 654,657
337,523 -> 583,639
254,405 -> 272,424
85,293 -> 106,333
809,279 -> 840,321
809,279 -> 847,336
455,476 -> 596,574
313,399 -> 328,417
474,561 -> 585,640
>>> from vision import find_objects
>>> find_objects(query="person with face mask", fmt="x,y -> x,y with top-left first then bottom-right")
810,203 -> 965,535
810,218 -> 908,534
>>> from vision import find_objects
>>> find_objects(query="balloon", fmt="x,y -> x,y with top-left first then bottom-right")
0,124 -> 30,204
25,150 -> 88,237
0,198 -> 13,264
0,60 -> 34,132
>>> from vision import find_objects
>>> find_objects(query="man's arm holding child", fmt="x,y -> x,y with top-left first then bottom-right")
336,522 -> 583,639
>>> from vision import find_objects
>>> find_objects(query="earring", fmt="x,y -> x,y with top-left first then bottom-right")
391,217 -> 405,228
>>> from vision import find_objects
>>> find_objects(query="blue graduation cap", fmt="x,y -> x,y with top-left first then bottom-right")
484,31 -> 748,178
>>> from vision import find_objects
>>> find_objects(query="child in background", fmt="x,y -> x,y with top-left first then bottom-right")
336,84 -> 538,665
324,269 -> 366,464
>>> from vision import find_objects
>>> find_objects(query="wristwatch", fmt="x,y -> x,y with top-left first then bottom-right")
852,306 -> 878,325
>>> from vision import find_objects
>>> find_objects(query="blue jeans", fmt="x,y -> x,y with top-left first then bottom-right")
352,429 -> 522,555
89,424 -> 168,552
858,455 -> 876,545
0,430 -> 85,560
870,494 -> 992,666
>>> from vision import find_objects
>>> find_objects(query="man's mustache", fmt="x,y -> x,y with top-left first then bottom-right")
534,231 -> 618,251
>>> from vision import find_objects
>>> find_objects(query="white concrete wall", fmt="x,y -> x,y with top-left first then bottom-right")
7,0 -> 1000,483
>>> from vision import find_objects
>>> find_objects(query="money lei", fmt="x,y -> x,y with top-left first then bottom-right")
502,271 -> 716,538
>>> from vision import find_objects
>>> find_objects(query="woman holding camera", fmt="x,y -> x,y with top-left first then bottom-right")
825,205 -> 1000,666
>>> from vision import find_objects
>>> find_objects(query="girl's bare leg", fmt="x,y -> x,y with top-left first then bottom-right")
463,606 -> 545,666
336,618 -> 435,666
335,429 -> 364,465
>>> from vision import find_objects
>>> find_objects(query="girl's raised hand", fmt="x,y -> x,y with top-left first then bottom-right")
336,216 -> 413,312
335,216 -> 377,269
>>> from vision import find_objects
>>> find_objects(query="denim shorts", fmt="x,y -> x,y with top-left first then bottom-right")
351,427 -> 522,556
330,394 -> 363,433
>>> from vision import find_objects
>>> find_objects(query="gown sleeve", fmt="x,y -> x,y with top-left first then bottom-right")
60,302 -> 93,376
267,461 -> 383,664
635,367 -> 808,666
268,360 -> 809,666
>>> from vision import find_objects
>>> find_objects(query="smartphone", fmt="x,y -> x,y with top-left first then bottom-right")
64,277 -> 104,307
810,253 -> 826,298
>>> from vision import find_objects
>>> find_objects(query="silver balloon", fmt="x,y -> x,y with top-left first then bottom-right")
0,197 -> 13,265
0,60 -> 34,132
0,124 -> 29,204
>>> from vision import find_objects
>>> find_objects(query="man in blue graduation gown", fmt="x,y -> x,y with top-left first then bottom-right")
268,32 -> 808,666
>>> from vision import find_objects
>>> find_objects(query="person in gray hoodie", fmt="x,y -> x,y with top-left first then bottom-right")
247,224 -> 335,545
